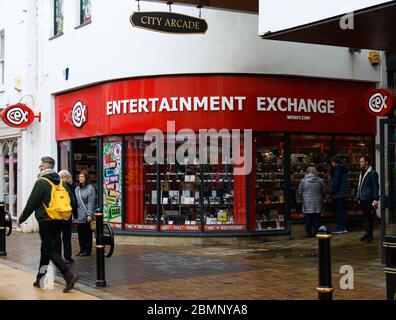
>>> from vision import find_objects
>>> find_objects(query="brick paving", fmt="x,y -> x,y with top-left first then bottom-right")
0,228 -> 387,300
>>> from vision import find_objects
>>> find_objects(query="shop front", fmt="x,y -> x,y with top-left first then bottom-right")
55,74 -> 376,236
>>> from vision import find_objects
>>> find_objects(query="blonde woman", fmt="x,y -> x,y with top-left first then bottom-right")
59,170 -> 77,264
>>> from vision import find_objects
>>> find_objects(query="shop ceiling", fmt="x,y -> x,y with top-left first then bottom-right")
141,0 -> 259,13
261,1 -> 396,52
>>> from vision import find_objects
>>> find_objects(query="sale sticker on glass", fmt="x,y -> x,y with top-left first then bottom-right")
103,140 -> 123,227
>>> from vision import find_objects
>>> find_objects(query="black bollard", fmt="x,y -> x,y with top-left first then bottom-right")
0,202 -> 6,257
95,209 -> 107,287
316,226 -> 333,300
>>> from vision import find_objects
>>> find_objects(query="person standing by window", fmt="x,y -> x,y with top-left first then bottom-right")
297,167 -> 328,238
330,154 -> 350,234
75,170 -> 95,256
357,155 -> 379,242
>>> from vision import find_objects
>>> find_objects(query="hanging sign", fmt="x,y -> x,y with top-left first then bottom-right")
365,89 -> 394,116
1,104 -> 41,128
130,12 -> 208,34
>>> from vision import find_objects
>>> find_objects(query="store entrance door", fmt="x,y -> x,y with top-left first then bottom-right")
380,119 -> 396,262
70,138 -> 98,189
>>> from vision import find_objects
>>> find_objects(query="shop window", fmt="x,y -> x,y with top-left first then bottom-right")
123,133 -> 246,233
103,136 -> 123,229
124,136 -> 158,231
203,135 -> 246,232
54,0 -> 64,36
255,134 -> 286,231
159,134 -> 202,232
290,135 -> 333,221
334,136 -> 374,218
80,0 -> 91,25
0,31 -> 4,86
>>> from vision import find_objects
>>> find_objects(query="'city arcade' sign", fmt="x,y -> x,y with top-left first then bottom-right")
130,12 -> 208,34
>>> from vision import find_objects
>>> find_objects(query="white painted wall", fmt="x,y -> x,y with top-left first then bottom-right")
259,0 -> 393,34
40,0 -> 381,98
0,0 -> 40,231
0,0 -> 387,233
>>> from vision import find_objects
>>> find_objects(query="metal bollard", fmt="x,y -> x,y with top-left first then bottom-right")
0,202 -> 6,257
316,226 -> 333,300
95,209 -> 107,287
383,236 -> 396,300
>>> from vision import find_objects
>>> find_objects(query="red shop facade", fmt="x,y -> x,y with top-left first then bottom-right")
56,74 -> 376,236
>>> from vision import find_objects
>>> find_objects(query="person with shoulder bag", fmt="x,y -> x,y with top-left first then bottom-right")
17,157 -> 78,292
75,170 -> 96,256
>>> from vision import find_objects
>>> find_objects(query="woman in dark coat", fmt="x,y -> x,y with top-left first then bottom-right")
330,155 -> 350,234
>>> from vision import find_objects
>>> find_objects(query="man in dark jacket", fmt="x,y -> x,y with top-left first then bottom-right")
357,155 -> 380,242
330,155 -> 350,234
17,157 -> 78,292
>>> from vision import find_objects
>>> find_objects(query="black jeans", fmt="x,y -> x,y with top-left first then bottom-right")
335,198 -> 348,230
77,223 -> 93,255
305,213 -> 321,237
361,199 -> 375,237
38,220 -> 70,279
60,220 -> 73,260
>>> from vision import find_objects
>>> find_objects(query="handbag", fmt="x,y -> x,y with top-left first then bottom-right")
78,187 -> 96,231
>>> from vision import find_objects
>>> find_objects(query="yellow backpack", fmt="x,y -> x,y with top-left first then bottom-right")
41,178 -> 73,220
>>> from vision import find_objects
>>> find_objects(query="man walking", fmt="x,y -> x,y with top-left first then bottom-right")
357,155 -> 380,242
17,157 -> 78,292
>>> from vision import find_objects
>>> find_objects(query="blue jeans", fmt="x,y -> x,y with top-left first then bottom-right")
305,213 -> 321,237
334,198 -> 348,230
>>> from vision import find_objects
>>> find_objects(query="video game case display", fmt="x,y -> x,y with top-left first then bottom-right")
203,164 -> 235,225
73,153 -> 97,184
255,149 -> 286,230
143,164 -> 236,225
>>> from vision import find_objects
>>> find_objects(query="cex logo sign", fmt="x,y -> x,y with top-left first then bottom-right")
366,89 -> 394,116
1,104 -> 36,128
71,101 -> 88,128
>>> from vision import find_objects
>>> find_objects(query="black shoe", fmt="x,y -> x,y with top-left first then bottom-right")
33,274 -> 45,288
360,234 -> 368,241
76,251 -> 84,257
65,258 -> 75,264
33,279 -> 41,288
366,236 -> 374,242
63,272 -> 78,293
79,252 -> 91,257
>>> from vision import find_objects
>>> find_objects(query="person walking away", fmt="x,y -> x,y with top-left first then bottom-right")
17,157 -> 78,292
330,155 -> 350,234
297,166 -> 328,238
58,170 -> 77,264
75,170 -> 96,256
357,155 -> 380,242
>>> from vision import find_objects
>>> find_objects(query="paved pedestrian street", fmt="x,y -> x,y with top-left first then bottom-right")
0,262 -> 99,300
0,229 -> 386,300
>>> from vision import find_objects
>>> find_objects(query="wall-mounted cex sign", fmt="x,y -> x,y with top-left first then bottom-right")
365,89 -> 395,116
130,12 -> 208,34
1,104 -> 41,128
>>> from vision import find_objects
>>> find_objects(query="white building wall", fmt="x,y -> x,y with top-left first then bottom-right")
1,0 -> 386,232
41,0 -> 381,97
